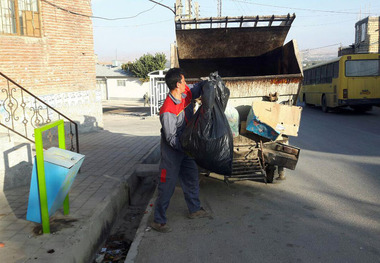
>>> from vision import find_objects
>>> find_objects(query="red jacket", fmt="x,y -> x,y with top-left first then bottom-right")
159,85 -> 192,116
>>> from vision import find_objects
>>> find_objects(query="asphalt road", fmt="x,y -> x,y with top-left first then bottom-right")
134,105 -> 380,263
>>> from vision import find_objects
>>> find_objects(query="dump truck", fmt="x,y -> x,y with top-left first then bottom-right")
173,14 -> 303,183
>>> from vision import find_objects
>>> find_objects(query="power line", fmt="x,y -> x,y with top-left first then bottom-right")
41,0 -> 160,20
293,18 -> 356,28
301,41 -> 380,54
301,43 -> 341,52
147,0 -> 175,14
93,19 -> 172,28
232,0 -> 377,15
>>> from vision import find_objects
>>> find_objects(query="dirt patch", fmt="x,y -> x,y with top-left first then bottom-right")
32,217 -> 78,235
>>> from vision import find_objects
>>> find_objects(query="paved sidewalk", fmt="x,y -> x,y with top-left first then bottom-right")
0,101 -> 161,262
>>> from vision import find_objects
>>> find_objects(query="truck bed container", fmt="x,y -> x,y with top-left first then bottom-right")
174,15 -> 303,183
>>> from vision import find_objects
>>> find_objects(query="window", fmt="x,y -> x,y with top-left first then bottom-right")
333,62 -> 339,78
311,69 -> 316,84
326,64 -> 333,82
117,80 -> 126,86
304,70 -> 310,85
316,67 -> 321,84
320,65 -> 327,83
303,70 -> 309,85
355,25 -> 360,44
345,60 -> 380,77
0,0 -> 40,37
96,79 -> 106,87
360,23 -> 366,42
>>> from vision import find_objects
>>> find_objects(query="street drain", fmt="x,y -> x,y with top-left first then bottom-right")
93,145 -> 159,263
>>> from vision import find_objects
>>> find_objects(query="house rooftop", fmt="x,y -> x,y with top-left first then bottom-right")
96,64 -> 135,78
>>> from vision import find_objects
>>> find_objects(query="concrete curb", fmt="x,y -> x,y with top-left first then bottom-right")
68,175 -> 131,263
67,142 -> 160,262
124,143 -> 160,263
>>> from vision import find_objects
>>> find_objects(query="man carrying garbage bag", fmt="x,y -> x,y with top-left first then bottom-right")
151,68 -> 210,233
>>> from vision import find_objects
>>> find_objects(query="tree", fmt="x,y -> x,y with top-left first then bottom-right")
122,53 -> 166,82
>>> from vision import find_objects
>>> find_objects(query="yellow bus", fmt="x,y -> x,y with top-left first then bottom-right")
300,53 -> 380,112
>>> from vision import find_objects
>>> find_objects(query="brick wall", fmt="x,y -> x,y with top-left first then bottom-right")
0,0 -> 102,131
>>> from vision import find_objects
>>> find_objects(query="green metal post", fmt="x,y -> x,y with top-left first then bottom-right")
34,120 -> 69,233
57,122 -> 70,215
34,129 -> 50,234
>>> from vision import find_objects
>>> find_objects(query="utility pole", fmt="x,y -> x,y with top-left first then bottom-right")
175,0 -> 182,20
185,0 -> 192,19
217,0 -> 222,17
184,0 -> 192,29
194,2 -> 199,28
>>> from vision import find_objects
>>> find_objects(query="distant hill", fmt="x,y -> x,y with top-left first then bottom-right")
300,48 -> 339,68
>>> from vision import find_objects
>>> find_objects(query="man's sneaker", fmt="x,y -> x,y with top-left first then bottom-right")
188,207 -> 210,219
151,222 -> 172,233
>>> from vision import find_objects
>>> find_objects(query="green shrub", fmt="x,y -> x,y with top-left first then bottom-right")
122,53 -> 166,82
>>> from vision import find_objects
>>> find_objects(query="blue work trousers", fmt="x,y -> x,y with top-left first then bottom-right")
154,142 -> 201,224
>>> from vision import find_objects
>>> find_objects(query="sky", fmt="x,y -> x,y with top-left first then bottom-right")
91,0 -> 380,63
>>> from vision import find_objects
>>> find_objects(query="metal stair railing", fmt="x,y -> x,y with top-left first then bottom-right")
0,72 -> 79,153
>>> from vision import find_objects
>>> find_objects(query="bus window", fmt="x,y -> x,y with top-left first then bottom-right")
333,62 -> 339,78
305,70 -> 310,84
326,64 -> 333,82
302,71 -> 306,85
345,59 -> 380,77
321,65 -> 327,83
311,69 -> 316,84
316,67 -> 321,84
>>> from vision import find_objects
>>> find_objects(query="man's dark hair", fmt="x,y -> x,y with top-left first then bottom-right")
165,68 -> 184,90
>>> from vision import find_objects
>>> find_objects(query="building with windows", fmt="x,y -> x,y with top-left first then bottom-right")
339,16 -> 380,56
96,64 -> 149,101
0,0 -> 102,131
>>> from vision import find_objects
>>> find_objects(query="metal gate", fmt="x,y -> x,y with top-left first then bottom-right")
148,69 -> 169,116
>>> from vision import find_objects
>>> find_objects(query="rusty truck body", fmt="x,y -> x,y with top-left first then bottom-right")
174,14 -> 303,183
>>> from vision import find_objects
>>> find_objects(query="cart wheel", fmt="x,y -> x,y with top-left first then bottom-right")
265,165 -> 275,183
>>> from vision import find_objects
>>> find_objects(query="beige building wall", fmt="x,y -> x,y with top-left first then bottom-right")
354,16 -> 380,54
367,17 -> 380,53
106,79 -> 149,100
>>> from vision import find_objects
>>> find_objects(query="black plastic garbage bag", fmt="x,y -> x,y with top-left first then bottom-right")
181,72 -> 233,175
